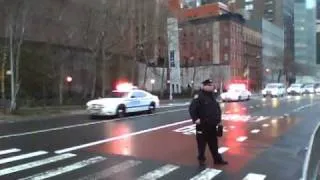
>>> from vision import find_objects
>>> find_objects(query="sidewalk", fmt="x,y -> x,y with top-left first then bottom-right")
0,99 -> 191,123
0,106 -> 86,123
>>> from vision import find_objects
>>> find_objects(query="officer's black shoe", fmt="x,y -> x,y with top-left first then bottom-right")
214,160 -> 228,165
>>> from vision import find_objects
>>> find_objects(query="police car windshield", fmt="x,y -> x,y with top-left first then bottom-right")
229,89 -> 241,92
291,84 -> 302,87
266,84 -> 279,88
304,84 -> 314,88
106,91 -> 129,98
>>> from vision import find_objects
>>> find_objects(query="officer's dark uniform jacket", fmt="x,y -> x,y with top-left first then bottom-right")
189,90 -> 221,126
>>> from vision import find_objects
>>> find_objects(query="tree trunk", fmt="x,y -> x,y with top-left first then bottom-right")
191,66 -> 197,96
9,23 -> 16,112
277,69 -> 282,83
58,64 -> 64,105
160,58 -> 166,98
142,62 -> 148,89
90,58 -> 97,99
101,41 -> 106,98
1,49 -> 5,103
42,80 -> 46,107
130,58 -> 137,84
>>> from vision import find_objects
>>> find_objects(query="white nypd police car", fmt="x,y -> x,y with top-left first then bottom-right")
86,83 -> 160,118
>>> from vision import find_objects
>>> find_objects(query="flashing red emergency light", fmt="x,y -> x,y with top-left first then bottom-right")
116,82 -> 134,91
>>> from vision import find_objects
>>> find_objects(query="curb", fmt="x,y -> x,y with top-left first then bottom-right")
301,120 -> 320,180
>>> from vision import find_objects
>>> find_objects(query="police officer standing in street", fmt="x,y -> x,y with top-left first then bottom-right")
189,79 -> 228,166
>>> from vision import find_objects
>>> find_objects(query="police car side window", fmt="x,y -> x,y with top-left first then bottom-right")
131,92 -> 140,98
136,91 -> 147,98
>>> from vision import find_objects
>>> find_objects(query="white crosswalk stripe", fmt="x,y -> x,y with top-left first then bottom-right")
77,160 -> 142,180
19,156 -> 106,180
137,164 -> 179,180
0,151 -> 48,165
0,148 -> 228,180
243,173 -> 266,180
0,153 -> 76,176
0,148 -> 21,155
189,168 -> 222,180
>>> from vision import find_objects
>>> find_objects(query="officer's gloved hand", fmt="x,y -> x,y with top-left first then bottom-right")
195,119 -> 200,124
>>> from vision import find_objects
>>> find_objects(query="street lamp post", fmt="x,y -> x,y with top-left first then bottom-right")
150,79 -> 155,92
65,76 -> 72,98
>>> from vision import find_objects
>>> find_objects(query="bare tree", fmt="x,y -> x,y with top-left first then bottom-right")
4,0 -> 32,111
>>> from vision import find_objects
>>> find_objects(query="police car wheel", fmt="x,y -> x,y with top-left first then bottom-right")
117,106 -> 126,118
148,103 -> 156,114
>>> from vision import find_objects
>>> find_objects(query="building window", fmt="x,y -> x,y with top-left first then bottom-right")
265,1 -> 273,5
245,4 -> 253,10
224,38 -> 228,46
206,41 -> 210,48
224,54 -> 229,61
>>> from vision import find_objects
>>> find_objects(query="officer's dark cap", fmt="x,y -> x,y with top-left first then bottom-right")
201,79 -> 213,86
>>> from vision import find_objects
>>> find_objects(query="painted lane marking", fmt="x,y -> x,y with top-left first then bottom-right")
243,173 -> 266,180
236,136 -> 248,142
77,160 -> 141,180
250,106 -> 254,109
137,164 -> 179,180
173,124 -> 196,135
0,108 -> 188,140
250,129 -> 260,134
0,153 -> 76,176
255,116 -> 271,122
189,168 -> 222,180
0,148 -> 21,155
159,103 -> 189,108
292,103 -> 316,112
55,119 -> 192,154
218,147 -> 229,154
19,156 -> 106,180
0,151 -> 48,165
262,124 -> 270,127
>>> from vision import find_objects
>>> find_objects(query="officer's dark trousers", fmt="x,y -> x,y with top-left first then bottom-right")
196,123 -> 222,162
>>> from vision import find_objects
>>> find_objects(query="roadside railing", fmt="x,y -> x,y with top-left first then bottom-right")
302,121 -> 320,180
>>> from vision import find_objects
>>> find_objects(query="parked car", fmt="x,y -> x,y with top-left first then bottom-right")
287,83 -> 304,95
261,83 -> 286,97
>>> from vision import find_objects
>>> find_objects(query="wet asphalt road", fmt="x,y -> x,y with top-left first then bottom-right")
0,95 -> 319,180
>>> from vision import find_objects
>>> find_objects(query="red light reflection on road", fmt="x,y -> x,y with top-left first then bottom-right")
222,102 -> 248,154
103,123 -> 133,156
221,103 -> 253,172
224,102 -> 247,115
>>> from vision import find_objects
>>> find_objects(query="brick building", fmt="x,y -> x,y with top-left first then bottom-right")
243,26 -> 262,90
179,13 -> 245,78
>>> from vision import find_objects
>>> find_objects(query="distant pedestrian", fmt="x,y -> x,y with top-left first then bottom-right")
189,79 -> 228,166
